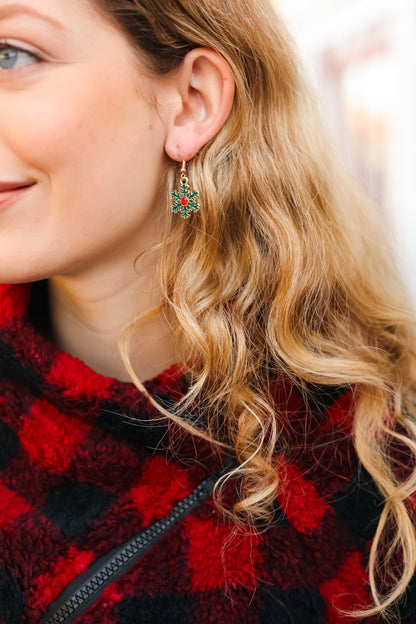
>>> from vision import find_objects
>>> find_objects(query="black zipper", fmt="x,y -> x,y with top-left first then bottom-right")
40,465 -> 230,624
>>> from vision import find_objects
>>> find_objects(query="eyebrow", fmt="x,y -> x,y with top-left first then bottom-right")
0,3 -> 68,31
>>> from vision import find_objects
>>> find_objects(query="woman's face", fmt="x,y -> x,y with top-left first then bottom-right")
0,0 -> 168,283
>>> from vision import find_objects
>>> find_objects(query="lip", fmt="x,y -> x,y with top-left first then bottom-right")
0,182 -> 36,208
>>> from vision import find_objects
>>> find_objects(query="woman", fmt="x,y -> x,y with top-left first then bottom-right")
0,0 -> 415,622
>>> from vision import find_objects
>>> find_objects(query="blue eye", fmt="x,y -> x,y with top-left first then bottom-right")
0,44 -> 39,71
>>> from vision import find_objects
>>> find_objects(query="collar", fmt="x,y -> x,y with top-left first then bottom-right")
0,282 -> 187,421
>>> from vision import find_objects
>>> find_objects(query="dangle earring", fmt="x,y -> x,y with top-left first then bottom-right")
171,160 -> 200,219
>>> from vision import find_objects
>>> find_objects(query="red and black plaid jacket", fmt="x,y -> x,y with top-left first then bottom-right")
0,282 -> 415,624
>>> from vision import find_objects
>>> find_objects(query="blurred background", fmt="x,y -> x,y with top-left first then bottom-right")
276,0 -> 416,303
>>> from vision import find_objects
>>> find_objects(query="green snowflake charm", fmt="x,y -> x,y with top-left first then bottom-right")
172,164 -> 200,219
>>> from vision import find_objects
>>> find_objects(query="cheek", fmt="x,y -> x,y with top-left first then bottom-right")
4,68 -> 161,187
4,87 -> 88,172
0,68 -> 166,278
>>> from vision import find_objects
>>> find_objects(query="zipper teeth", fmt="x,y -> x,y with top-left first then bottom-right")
42,478 -> 213,624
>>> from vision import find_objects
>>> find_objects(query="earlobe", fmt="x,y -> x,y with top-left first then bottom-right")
164,48 -> 235,162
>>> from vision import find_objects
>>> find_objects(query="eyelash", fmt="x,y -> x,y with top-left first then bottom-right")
0,40 -> 41,73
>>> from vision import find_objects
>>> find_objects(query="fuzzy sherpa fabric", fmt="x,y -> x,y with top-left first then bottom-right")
0,282 -> 415,623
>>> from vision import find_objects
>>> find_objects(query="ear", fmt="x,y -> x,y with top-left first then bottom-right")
163,48 -> 235,162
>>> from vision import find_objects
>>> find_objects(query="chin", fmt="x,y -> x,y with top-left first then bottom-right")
0,261 -> 53,286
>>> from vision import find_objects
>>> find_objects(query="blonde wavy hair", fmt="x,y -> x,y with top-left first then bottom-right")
95,0 -> 416,619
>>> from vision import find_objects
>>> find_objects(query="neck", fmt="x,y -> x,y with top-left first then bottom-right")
47,253 -> 177,383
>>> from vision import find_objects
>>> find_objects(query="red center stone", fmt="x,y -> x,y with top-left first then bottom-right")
181,197 -> 189,206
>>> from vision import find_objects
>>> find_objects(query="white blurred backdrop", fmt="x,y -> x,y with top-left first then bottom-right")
276,0 -> 416,302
